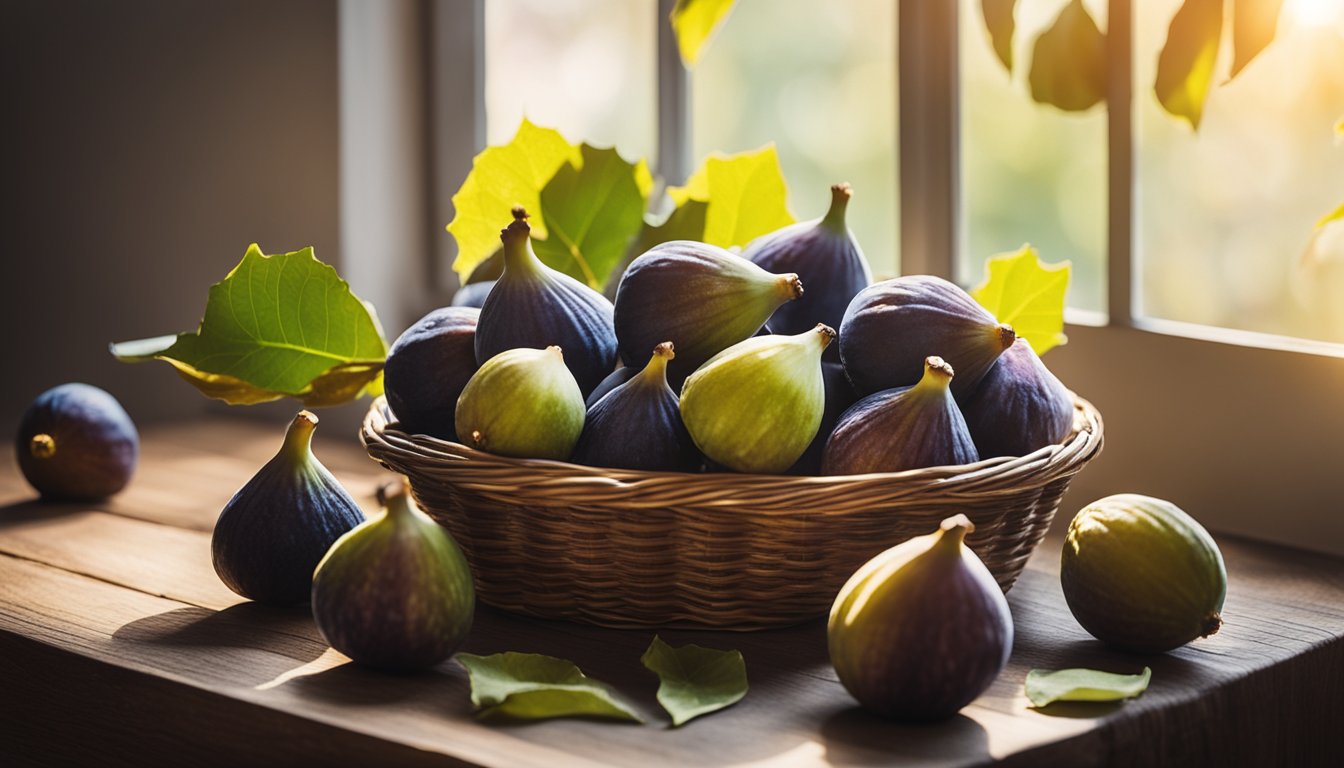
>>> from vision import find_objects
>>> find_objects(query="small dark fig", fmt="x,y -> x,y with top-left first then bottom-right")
744,183 -> 871,361
829,515 -> 1013,722
787,362 -> 858,475
15,383 -> 138,501
475,209 -> 617,396
680,324 -> 834,474
454,346 -> 586,460
572,342 -> 701,472
383,307 -> 479,441
823,357 -> 979,475
585,366 -> 638,408
311,483 -> 475,672
211,411 -> 365,605
961,338 -> 1074,458
839,275 -> 1016,398
613,240 -> 804,387
451,279 -> 495,308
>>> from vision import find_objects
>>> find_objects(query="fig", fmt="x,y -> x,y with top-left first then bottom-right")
679,325 -> 833,474
613,240 -> 804,386
823,357 -> 979,475
585,366 -> 637,409
451,279 -> 495,308
839,275 -> 1016,398
15,383 -> 139,501
572,342 -> 700,472
828,515 -> 1013,722
211,411 -> 365,605
454,346 -> 585,460
311,483 -> 474,671
1061,494 -> 1226,653
475,209 -> 617,396
744,183 -> 871,359
383,307 -> 479,441
960,338 -> 1074,458
787,362 -> 857,475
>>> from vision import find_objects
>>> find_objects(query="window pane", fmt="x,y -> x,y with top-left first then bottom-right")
485,0 -> 656,162
691,0 -> 899,278
958,0 -> 1108,313
1137,0 -> 1344,343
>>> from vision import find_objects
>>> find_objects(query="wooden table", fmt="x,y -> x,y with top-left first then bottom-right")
1,417 -> 1341,767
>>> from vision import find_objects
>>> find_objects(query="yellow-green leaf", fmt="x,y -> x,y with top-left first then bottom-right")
1229,0 -> 1284,80
982,0 -> 1018,73
1317,201 -> 1344,230
670,0 -> 737,68
1028,0 -> 1107,112
457,652 -> 642,723
970,245 -> 1071,356
641,636 -> 747,727
666,146 -> 795,249
1155,0 -> 1224,129
447,119 -> 581,282
1026,667 -> 1151,708
1334,115 -> 1343,138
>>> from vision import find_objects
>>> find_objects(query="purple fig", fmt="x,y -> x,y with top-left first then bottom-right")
961,338 -> 1074,458
451,280 -> 495,308
15,383 -> 138,501
787,362 -> 858,475
586,366 -> 638,409
383,307 -> 479,441
572,342 -> 700,472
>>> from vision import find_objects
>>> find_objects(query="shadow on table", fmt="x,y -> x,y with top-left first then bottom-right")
0,498 -> 87,529
284,658 -> 469,712
820,706 -> 991,766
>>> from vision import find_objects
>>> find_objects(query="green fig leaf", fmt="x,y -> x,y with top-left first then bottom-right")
1155,0 -> 1224,130
1028,0 -> 1107,112
981,0 -> 1018,73
448,119 -> 583,282
1316,201 -> 1344,230
667,146 -> 795,250
640,636 -> 748,727
669,0 -> 738,67
457,652 -> 642,723
1025,666 -> 1152,708
111,245 -> 387,406
970,244 -> 1070,356
630,200 -> 710,256
1229,0 -> 1284,80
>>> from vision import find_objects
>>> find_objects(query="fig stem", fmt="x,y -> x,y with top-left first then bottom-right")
916,356 -> 955,392
499,213 -> 542,276
30,433 -> 56,460
639,342 -> 675,387
1202,612 -> 1223,638
812,324 -> 837,351
937,514 -> 975,549
821,183 -> 852,232
383,482 -> 414,519
281,411 -> 319,463
777,273 -> 805,302
994,324 -> 1017,350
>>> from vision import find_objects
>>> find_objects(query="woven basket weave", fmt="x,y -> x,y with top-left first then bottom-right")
361,394 -> 1103,630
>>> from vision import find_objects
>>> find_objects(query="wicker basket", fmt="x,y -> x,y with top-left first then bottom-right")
361,395 -> 1103,630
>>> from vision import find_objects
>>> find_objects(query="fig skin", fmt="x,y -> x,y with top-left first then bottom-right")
839,275 -> 1016,399
383,307 -> 479,441
786,362 -> 858,475
613,240 -> 804,387
15,383 -> 139,501
451,280 -> 495,309
1061,494 -> 1227,653
585,366 -> 638,408
823,357 -> 979,475
829,515 -> 1013,722
454,346 -> 586,461
744,183 -> 871,360
572,342 -> 700,472
311,484 -> 475,672
211,411 -> 365,605
961,338 -> 1074,458
475,210 -> 617,397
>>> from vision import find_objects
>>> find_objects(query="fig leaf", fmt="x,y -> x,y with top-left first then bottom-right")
1155,0 -> 1224,130
1228,0 -> 1283,81
667,145 -> 795,250
640,635 -> 748,727
670,0 -> 738,67
1028,0 -> 1106,112
457,652 -> 642,723
970,245 -> 1070,356
1317,202 -> 1344,230
1025,666 -> 1152,708
111,245 -> 386,406
981,0 -> 1018,73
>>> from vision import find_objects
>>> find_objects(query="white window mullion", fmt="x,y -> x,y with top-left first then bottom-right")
655,0 -> 691,186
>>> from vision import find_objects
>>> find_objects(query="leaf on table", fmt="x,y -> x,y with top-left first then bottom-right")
670,0 -> 738,68
1155,0 -> 1224,129
640,635 -> 748,727
981,0 -> 1019,73
1028,0 -> 1106,112
457,652 -> 642,723
1025,666 -> 1152,708
111,244 -> 387,406
970,244 -> 1070,356
666,146 -> 795,250
1228,0 -> 1284,80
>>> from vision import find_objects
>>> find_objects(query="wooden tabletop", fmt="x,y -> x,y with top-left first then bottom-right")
1,416 -> 1341,767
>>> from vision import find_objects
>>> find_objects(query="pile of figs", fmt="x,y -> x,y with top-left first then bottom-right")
386,185 -> 1077,475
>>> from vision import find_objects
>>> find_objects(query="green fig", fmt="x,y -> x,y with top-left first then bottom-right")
311,483 -> 475,672
572,342 -> 700,472
15,382 -> 139,501
454,346 -> 585,460
679,324 -> 834,474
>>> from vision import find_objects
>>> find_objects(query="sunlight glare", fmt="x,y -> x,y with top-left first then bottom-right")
1286,0 -> 1344,28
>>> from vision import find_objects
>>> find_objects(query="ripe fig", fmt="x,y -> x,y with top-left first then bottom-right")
744,183 -> 871,360
787,362 -> 858,475
823,357 -> 979,475
451,279 -> 495,308
454,346 -> 586,460
829,515 -> 1013,722
1061,494 -> 1226,653
15,383 -> 138,501
311,483 -> 474,671
679,325 -> 834,474
961,338 -> 1074,458
572,342 -> 700,472
613,240 -> 804,387
585,366 -> 637,409
212,411 -> 365,605
383,307 -> 479,441
839,275 -> 1016,398
475,210 -> 617,396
